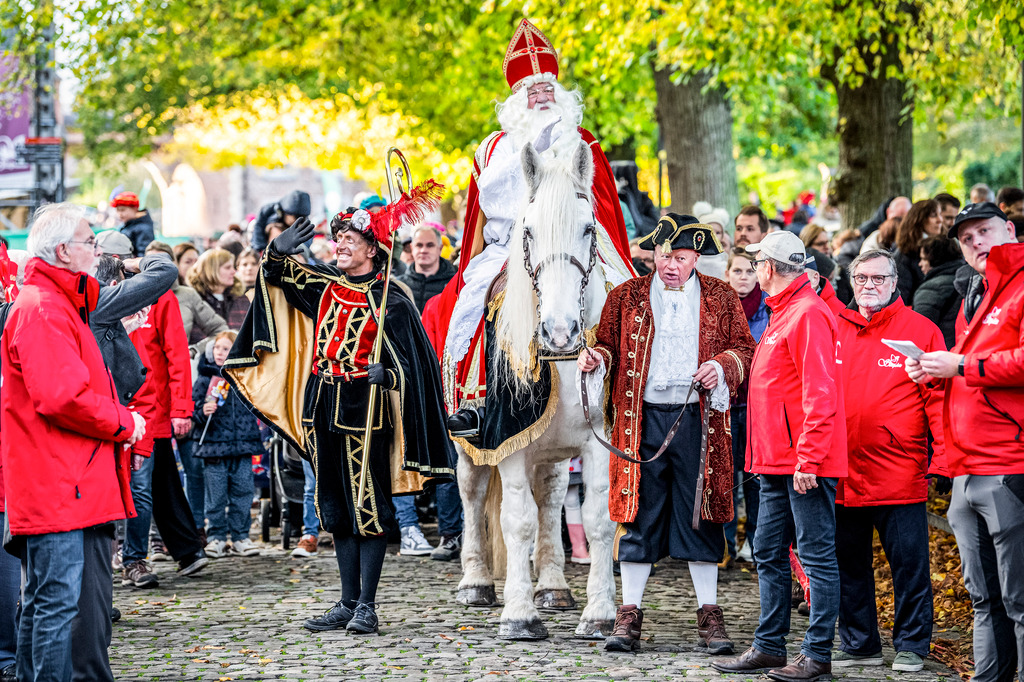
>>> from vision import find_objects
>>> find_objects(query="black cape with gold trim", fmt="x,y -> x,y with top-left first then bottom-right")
223,255 -> 456,494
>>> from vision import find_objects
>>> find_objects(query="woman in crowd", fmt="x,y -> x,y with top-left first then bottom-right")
236,248 -> 260,292
913,235 -> 964,349
893,199 -> 942,303
800,223 -> 831,256
174,242 -> 200,285
188,248 -> 250,331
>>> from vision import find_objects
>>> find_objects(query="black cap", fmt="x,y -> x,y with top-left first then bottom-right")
638,213 -> 723,255
951,202 -> 1007,237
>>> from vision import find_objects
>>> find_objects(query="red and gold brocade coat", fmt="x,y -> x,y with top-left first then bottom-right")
593,272 -> 755,524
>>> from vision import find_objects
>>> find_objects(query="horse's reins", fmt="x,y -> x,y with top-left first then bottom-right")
579,357 -> 712,530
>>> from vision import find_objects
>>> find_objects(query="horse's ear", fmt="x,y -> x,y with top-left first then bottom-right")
574,140 -> 594,188
522,142 -> 541,200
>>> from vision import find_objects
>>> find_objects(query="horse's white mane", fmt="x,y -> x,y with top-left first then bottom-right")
495,141 -> 594,390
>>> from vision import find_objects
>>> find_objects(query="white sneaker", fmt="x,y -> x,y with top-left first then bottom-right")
230,538 -> 261,556
400,526 -> 434,556
205,539 -> 228,558
736,542 -> 754,563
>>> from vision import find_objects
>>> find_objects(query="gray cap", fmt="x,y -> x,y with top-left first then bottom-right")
96,230 -> 134,258
745,230 -> 806,266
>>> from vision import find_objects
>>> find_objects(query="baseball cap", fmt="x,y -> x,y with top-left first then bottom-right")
96,230 -> 134,258
744,230 -> 806,266
950,202 -> 1008,237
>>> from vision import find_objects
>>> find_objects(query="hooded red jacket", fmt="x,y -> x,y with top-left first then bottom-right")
747,275 -> 848,478
130,290 -> 193,443
1,259 -> 137,535
836,298 -> 947,506
944,242 -> 1024,476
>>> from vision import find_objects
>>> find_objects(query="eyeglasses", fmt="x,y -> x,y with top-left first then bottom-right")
852,274 -> 893,286
526,85 -> 555,99
751,258 -> 769,268
66,238 -> 99,250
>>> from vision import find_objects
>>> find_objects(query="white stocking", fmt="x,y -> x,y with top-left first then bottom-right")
563,484 -> 583,525
620,562 -> 652,608
688,561 -> 719,608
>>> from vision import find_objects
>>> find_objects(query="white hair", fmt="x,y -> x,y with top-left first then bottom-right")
27,203 -> 86,265
495,77 -> 585,164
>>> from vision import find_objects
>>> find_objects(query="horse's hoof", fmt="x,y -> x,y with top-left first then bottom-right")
497,619 -> 549,640
574,619 -> 614,639
534,588 -> 577,611
456,585 -> 499,607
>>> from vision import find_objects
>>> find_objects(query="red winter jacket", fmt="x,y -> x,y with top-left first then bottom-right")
819,279 -> 846,317
1,259 -> 137,535
130,291 -> 194,442
836,298 -> 947,506
944,242 -> 1024,476
747,276 -> 848,478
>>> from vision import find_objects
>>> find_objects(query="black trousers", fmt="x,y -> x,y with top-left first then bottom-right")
835,502 -> 933,656
150,438 -> 202,560
616,402 -> 724,564
71,524 -> 114,682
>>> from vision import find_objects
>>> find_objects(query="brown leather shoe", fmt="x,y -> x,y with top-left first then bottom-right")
712,646 -> 787,673
604,604 -> 643,652
767,653 -> 832,681
696,604 -> 734,654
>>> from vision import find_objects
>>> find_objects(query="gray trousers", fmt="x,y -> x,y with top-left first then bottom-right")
947,474 -> 1024,682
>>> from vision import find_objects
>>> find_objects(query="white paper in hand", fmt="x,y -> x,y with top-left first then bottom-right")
881,338 -> 924,360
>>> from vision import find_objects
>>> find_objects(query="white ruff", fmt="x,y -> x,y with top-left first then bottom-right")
647,272 -> 700,391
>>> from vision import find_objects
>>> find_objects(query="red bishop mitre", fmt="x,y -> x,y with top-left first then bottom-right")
503,19 -> 559,93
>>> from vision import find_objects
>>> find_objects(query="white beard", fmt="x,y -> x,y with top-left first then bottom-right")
496,80 -> 585,166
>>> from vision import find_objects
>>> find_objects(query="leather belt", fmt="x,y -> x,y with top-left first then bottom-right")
312,364 -> 368,383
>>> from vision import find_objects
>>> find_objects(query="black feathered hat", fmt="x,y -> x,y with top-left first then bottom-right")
638,212 -> 723,255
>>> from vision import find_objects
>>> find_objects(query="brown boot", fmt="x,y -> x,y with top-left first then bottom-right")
696,604 -> 734,654
712,646 -> 786,673
767,653 -> 832,681
604,604 -> 644,652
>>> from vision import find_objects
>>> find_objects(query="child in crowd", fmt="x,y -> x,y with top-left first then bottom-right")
193,331 -> 264,557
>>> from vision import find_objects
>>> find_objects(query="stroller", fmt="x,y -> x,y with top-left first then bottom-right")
258,429 -> 307,550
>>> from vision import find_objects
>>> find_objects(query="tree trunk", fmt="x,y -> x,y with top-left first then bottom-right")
828,42 -> 913,232
652,66 -> 739,216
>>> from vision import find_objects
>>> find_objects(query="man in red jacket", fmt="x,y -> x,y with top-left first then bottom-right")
907,202 -> 1024,682
714,230 -> 847,681
834,250 -> 946,672
1,204 -> 146,682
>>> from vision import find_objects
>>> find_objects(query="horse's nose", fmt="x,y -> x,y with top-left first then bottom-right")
539,319 -> 580,351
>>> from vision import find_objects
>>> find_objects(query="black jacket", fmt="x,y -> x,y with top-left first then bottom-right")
912,259 -> 964,349
857,198 -> 893,239
191,354 -> 264,458
90,254 -> 179,404
250,191 -> 311,252
121,210 -> 155,257
894,248 -> 925,306
395,258 -> 456,312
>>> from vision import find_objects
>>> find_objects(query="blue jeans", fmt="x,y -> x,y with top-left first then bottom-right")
302,459 -> 320,537
393,495 -> 418,529
123,453 -> 155,564
753,474 -> 840,663
203,457 -> 255,543
436,481 -> 463,537
177,438 -> 206,531
18,530 -> 84,682
0,513 -> 19,670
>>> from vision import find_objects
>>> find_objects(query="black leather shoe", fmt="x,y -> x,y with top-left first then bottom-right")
447,407 -> 483,438
111,607 -> 121,624
712,646 -> 787,673
303,600 -> 356,632
346,602 -> 379,634
767,653 -> 833,681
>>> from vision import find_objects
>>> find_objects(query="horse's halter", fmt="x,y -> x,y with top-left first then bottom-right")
520,191 -> 598,359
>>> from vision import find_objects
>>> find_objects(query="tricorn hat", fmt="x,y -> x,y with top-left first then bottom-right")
503,19 -> 559,93
639,213 -> 723,256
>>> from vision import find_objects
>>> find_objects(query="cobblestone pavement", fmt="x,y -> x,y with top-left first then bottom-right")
111,532 -> 956,681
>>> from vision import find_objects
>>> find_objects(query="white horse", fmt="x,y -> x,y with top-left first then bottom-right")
454,139 -> 617,640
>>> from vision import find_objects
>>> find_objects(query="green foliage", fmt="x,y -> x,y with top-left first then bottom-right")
963,150 -> 1023,190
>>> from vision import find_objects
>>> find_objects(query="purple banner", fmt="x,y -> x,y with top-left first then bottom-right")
0,57 -> 32,176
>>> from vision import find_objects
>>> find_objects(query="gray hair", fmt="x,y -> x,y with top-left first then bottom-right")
27,203 -> 86,265
767,256 -> 805,276
412,225 -> 442,246
850,249 -> 898,280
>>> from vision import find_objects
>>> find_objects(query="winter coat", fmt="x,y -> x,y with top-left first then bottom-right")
201,289 -> 250,332
747,275 -> 848,478
836,298 -> 947,506
395,258 -> 457,312
191,355 -> 264,459
593,273 -> 755,524
944,242 -> 1024,477
0,302 -> 11,513
912,259 -> 964,349
130,290 -> 194,444
1,259 -> 137,535
894,248 -> 925,306
121,210 -> 155,257
250,191 -> 311,252
818,279 -> 846,317
173,280 -> 229,344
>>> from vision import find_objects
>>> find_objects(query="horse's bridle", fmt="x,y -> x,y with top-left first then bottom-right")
520,191 -> 598,359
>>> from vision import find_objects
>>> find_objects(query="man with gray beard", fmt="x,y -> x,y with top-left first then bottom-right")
438,18 -> 634,437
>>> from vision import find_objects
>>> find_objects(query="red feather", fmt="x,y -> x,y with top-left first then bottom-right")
368,179 -> 445,249
0,243 -> 19,303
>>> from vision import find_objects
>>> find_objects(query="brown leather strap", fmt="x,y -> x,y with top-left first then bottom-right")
579,370 -> 702,466
691,397 -> 712,530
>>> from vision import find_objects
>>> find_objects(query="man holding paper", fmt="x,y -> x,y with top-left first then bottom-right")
833,249 -> 947,672
905,202 -> 1024,682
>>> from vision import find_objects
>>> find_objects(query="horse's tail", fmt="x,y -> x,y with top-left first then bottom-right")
483,467 -> 507,580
